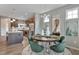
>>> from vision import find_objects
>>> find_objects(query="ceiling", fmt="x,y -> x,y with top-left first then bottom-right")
0,4 -> 66,19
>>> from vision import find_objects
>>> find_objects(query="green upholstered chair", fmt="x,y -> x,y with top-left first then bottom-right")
29,41 -> 44,53
50,42 -> 65,53
50,36 -> 65,53
29,37 -> 33,41
54,36 -> 65,44
58,36 -> 65,43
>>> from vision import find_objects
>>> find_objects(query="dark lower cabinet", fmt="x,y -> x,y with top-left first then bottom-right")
6,32 -> 23,45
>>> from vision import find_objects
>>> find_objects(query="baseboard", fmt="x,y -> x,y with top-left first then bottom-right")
66,45 -> 79,51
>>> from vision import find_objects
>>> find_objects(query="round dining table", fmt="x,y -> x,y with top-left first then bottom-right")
32,35 -> 60,54
32,35 -> 60,42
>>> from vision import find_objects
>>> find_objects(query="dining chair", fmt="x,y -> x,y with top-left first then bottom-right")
58,36 -> 65,43
50,36 -> 65,53
54,36 -> 65,44
29,41 -> 44,53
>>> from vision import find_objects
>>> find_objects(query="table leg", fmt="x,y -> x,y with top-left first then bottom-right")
45,42 -> 51,54
49,42 -> 50,45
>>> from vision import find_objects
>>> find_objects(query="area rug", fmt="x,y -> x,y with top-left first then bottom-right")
22,45 -> 72,55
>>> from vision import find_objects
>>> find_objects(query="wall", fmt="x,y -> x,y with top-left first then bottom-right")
41,4 -> 79,49
0,17 -> 1,36
1,16 -> 10,36
18,20 -> 25,24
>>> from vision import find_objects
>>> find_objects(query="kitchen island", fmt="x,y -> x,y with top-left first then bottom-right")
6,31 -> 23,45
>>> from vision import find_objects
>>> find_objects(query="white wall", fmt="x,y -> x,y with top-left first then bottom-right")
0,17 -> 1,36
1,17 -> 10,36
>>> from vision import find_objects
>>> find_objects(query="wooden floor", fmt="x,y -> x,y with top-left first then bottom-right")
0,36 -> 23,55
0,36 -> 79,55
68,48 -> 79,55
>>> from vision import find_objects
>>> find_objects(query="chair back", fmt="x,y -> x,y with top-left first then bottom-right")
50,36 -> 65,53
59,36 -> 65,43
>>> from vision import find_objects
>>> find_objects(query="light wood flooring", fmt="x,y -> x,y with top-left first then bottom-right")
0,36 -> 23,55
0,36 -> 79,55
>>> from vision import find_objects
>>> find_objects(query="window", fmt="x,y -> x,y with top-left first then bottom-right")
65,8 -> 79,36
42,14 -> 50,36
66,8 -> 78,19
44,15 -> 49,22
